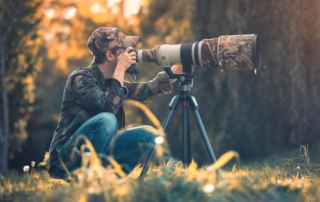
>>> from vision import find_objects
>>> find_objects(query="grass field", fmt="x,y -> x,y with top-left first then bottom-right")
1,103 -> 319,201
1,145 -> 319,202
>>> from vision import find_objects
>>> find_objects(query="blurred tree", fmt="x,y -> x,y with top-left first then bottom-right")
0,0 -> 42,173
0,12 -> 9,173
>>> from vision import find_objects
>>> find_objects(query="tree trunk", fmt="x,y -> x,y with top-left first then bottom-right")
0,37 -> 9,174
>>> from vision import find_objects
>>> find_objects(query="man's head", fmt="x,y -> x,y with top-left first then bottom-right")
87,27 -> 139,64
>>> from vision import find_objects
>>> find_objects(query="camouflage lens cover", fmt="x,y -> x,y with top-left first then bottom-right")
201,34 -> 261,70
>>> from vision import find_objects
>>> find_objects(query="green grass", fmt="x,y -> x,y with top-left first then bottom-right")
1,147 -> 320,202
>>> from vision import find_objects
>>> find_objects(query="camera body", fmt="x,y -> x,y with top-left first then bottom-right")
125,49 -> 139,75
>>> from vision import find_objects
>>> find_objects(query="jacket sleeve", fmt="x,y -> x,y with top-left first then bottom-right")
124,71 -> 172,101
70,73 -> 126,114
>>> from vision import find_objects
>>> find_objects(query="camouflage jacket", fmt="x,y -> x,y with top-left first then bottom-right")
48,63 -> 172,178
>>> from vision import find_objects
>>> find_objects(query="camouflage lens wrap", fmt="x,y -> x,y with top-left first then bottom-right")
200,38 -> 219,68
217,34 -> 259,70
201,34 -> 260,70
137,45 -> 161,65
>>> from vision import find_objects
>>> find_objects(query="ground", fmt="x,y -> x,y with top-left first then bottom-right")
1,145 -> 319,202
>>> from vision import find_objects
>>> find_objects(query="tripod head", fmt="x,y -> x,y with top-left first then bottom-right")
164,66 -> 195,88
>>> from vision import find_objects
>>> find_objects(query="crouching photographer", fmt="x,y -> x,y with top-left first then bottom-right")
47,27 -> 182,180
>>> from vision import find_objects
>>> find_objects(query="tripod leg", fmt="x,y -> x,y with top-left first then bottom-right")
162,95 -> 180,129
139,95 -> 180,179
181,98 -> 192,166
187,96 -> 221,174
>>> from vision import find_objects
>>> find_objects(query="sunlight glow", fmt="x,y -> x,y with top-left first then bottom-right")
44,8 -> 55,19
124,0 -> 141,19
91,3 -> 104,14
64,6 -> 77,20
206,165 -> 213,172
155,136 -> 164,145
111,7 -> 119,14
44,32 -> 54,41
107,0 -> 121,8
203,184 -> 215,193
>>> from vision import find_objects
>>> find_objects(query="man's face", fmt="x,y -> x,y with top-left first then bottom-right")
109,47 -> 126,69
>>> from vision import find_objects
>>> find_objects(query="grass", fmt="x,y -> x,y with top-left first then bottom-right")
1,102 -> 319,201
0,146 -> 320,202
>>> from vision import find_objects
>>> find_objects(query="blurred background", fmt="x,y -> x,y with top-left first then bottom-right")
1,0 -> 320,171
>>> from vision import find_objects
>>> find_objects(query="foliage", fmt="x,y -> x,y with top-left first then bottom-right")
0,0 -> 42,159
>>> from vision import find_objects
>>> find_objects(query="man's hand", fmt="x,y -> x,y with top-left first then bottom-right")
113,47 -> 136,86
169,64 -> 183,84
116,47 -> 136,72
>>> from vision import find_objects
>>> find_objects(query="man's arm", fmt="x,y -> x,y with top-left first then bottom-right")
113,47 -> 136,86
124,65 -> 183,101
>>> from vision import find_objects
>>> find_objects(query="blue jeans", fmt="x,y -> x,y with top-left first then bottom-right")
71,112 -> 156,174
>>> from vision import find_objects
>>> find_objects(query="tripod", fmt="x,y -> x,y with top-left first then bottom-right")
139,66 -> 220,179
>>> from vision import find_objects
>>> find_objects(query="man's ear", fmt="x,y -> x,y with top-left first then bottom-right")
105,50 -> 113,61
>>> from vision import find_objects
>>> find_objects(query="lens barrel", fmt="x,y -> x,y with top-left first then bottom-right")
136,34 -> 261,70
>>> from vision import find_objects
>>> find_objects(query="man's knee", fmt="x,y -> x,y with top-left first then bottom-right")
94,112 -> 118,133
132,125 -> 157,144
95,112 -> 117,124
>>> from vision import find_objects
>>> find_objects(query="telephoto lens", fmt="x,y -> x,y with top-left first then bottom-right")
136,34 -> 261,71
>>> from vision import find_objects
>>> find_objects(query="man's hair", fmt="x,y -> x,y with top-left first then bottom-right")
93,47 -> 120,64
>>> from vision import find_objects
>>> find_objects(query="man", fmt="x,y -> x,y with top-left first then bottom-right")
47,27 -> 182,179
